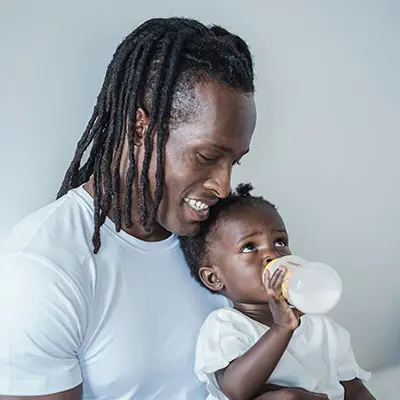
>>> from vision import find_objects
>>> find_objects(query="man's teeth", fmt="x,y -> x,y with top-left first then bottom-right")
184,198 -> 209,211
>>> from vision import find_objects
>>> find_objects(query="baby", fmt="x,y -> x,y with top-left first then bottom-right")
180,184 -> 375,400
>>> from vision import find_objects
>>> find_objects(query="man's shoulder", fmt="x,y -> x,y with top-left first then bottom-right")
0,187 -> 97,306
2,187 -> 93,256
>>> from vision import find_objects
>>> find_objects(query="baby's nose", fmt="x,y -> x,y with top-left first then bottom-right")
263,252 -> 278,265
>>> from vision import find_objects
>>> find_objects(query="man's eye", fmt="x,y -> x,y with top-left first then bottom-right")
241,243 -> 256,253
198,153 -> 217,163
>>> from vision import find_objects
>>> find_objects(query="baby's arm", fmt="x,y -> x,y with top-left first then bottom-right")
215,268 -> 300,400
341,379 -> 376,399
216,269 -> 331,400
215,324 -> 295,399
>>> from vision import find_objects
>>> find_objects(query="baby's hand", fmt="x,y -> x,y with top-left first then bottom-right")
263,267 -> 302,331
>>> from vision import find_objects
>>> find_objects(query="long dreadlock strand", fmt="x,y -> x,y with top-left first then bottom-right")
110,44 -> 145,231
98,44 -> 140,229
146,32 -> 187,230
100,46 -> 141,229
123,40 -> 159,228
138,33 -> 176,228
56,110 -> 98,198
92,151 -> 104,253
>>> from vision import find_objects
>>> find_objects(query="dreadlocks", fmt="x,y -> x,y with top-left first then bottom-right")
57,17 -> 254,253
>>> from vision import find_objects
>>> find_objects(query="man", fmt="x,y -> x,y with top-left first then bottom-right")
0,17 -> 255,400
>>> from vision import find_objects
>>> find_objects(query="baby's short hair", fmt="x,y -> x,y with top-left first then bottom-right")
179,183 -> 276,290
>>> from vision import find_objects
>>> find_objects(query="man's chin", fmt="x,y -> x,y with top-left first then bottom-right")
158,207 -> 204,237
173,220 -> 201,237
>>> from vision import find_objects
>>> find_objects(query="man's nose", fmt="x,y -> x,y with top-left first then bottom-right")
204,165 -> 231,199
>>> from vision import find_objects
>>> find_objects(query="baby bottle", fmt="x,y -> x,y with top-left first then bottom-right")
262,255 -> 342,314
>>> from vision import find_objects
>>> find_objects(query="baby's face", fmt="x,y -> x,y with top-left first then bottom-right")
205,204 -> 291,304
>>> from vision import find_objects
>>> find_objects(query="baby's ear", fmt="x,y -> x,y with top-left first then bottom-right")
199,265 -> 225,293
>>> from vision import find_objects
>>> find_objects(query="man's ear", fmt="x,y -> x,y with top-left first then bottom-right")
199,265 -> 225,293
132,107 -> 150,146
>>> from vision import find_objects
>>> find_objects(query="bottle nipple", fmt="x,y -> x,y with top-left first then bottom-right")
261,258 -> 282,285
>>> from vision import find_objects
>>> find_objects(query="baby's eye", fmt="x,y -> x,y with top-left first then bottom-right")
241,243 -> 256,253
274,239 -> 287,248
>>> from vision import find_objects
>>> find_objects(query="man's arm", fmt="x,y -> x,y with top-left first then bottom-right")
256,384 -> 329,399
0,384 -> 82,400
0,254 -> 86,397
340,379 -> 376,400
216,268 -> 301,400
341,379 -> 376,400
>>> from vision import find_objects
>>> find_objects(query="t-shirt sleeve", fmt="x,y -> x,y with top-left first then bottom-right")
194,308 -> 253,398
329,319 -> 371,383
0,253 -> 87,396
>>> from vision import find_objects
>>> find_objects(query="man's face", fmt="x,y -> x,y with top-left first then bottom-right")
149,80 -> 257,236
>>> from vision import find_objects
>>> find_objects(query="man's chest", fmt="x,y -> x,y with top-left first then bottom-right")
78,259 -> 227,399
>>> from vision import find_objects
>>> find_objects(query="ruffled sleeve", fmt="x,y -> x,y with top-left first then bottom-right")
194,308 -> 255,399
329,319 -> 371,382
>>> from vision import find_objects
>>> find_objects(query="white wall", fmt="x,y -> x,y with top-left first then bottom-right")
367,365 -> 400,399
1,0 -> 399,371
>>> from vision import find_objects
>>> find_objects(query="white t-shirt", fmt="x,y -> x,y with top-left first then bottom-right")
195,308 -> 370,400
0,186 -> 228,399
